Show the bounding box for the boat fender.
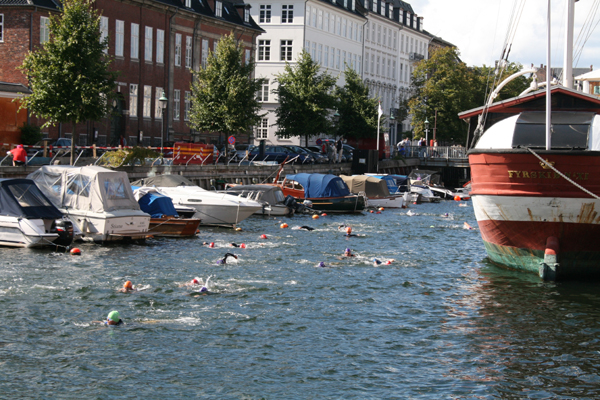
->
[70,248,81,256]
[539,237,560,281]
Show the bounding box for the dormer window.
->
[244,8,250,23]
[215,0,222,17]
[185,0,191,7]
[372,0,377,12]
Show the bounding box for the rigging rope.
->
[526,147,600,200]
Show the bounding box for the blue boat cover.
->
[285,173,350,198]
[131,186,179,218]
[371,175,409,194]
[0,178,63,220]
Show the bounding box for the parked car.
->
[233,143,256,162]
[281,146,317,164]
[285,145,327,164]
[249,145,314,164]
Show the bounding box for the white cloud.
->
[419,0,600,70]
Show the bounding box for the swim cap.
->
[191,278,200,284]
[107,310,120,322]
[318,262,326,268]
[123,281,133,289]
[345,248,351,252]
[346,227,352,234]
[200,286,208,292]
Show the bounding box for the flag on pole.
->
[378,102,383,119]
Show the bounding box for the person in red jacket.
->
[9,145,27,166]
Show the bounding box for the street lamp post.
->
[158,91,168,153]
[425,118,430,147]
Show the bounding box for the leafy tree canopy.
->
[273,51,337,146]
[19,0,117,127]
[188,33,265,141]
[334,67,379,140]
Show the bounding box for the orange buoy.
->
[378,207,384,211]
[209,242,215,248]
[346,226,352,234]
[260,234,268,239]
[321,213,327,216]
[454,195,461,201]
[280,223,288,228]
[70,248,81,255]
[240,243,247,248]
[376,211,381,214]
[369,210,374,213]
[312,214,319,219]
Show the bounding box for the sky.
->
[417,0,600,72]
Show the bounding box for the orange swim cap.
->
[124,281,133,289]
[346,226,352,234]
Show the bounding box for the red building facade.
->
[0,0,262,147]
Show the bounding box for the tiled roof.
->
[0,81,32,94]
[317,0,366,19]
[0,0,60,9]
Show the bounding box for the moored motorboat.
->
[276,173,366,213]
[340,175,404,208]
[223,184,295,216]
[28,165,150,243]
[130,175,263,227]
[0,178,75,248]
[132,186,201,237]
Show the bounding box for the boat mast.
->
[563,0,575,88]
[546,0,551,150]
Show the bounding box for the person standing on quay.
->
[336,139,343,163]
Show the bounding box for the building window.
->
[336,49,340,70]
[376,56,380,75]
[282,5,293,23]
[155,87,163,119]
[131,23,139,59]
[311,42,316,60]
[330,47,335,68]
[185,36,192,68]
[156,29,164,63]
[185,0,191,7]
[342,18,347,38]
[358,55,362,74]
[40,17,49,43]
[143,85,152,118]
[317,44,322,64]
[244,8,250,23]
[173,89,180,120]
[392,60,396,80]
[280,40,292,61]
[318,9,323,29]
[372,0,377,12]
[393,31,397,50]
[201,39,209,68]
[257,118,268,139]
[100,16,108,53]
[184,91,191,121]
[258,79,269,102]
[324,45,329,67]
[371,54,375,74]
[377,25,381,44]
[245,49,250,64]
[129,84,138,117]
[336,16,341,35]
[115,20,124,56]
[0,14,3,43]
[305,40,310,52]
[324,12,329,31]
[258,40,270,61]
[259,5,271,23]
[175,33,182,66]
[215,1,222,17]
[144,26,153,62]
[311,7,317,27]
[383,27,386,46]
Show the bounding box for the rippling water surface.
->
[1,201,600,399]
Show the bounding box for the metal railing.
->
[397,146,467,159]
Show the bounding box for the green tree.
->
[19,0,118,164]
[408,47,476,144]
[189,33,265,156]
[273,51,337,146]
[334,67,379,140]
[471,62,531,105]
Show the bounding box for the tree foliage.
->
[19,0,117,127]
[408,47,531,144]
[189,33,265,144]
[334,67,379,140]
[19,123,43,145]
[273,51,337,146]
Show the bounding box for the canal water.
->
[1,201,600,398]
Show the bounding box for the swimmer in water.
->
[217,253,238,265]
[93,310,124,326]
[373,258,382,266]
[344,226,358,237]
[343,248,355,257]
[230,243,240,247]
[338,224,347,230]
[119,280,137,293]
[299,226,315,231]
[316,261,328,268]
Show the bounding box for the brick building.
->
[0,0,263,147]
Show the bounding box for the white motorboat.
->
[0,178,75,248]
[340,175,404,208]
[407,170,442,203]
[131,175,263,227]
[223,184,295,216]
[28,166,150,242]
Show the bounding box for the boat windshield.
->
[8,183,53,208]
[512,112,592,149]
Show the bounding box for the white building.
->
[363,0,430,145]
[247,0,431,147]
[247,0,365,146]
